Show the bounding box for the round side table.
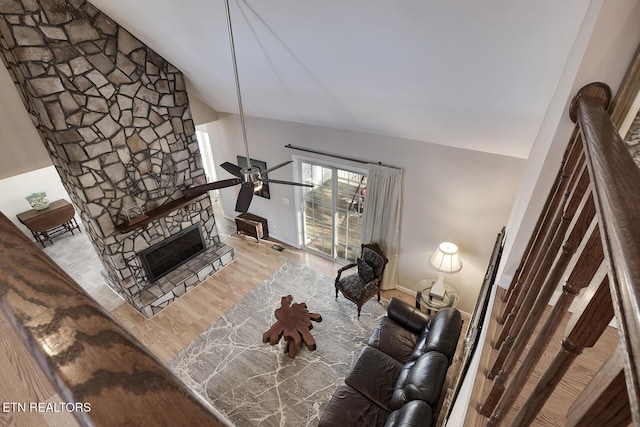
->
[414,278,459,315]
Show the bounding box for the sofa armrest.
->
[385,400,433,427]
[387,297,430,335]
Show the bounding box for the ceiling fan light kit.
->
[184,0,312,212]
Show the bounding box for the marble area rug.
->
[168,260,388,427]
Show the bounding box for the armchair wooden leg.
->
[357,305,361,318]
[335,287,338,299]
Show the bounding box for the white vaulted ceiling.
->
[86,0,589,158]
[76,1,590,158]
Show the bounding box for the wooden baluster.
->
[488,222,603,425]
[509,274,614,426]
[503,193,595,378]
[493,149,584,351]
[566,345,631,427]
[499,131,581,312]
[486,156,587,385]
[499,133,581,306]
[480,171,592,418]
[498,135,582,325]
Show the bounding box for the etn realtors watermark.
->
[2,402,91,413]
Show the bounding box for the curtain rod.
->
[284,144,399,169]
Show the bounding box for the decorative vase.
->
[25,192,49,210]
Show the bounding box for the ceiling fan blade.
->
[262,178,314,188]
[183,178,241,196]
[235,182,255,212]
[262,160,293,174]
[221,161,243,177]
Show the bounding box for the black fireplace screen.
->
[140,223,206,282]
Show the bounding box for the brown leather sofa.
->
[319,297,463,427]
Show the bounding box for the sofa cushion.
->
[385,400,433,427]
[345,346,404,411]
[319,383,390,427]
[357,257,376,282]
[337,273,368,297]
[363,247,386,277]
[368,316,419,363]
[410,308,463,363]
[390,352,450,410]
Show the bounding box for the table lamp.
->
[429,242,462,300]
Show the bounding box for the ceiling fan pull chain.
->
[224,0,252,170]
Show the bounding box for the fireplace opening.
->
[140,223,206,282]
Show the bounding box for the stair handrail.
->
[571,82,640,424]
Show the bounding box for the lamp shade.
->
[429,242,462,274]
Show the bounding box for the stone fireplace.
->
[0,0,234,317]
[140,223,206,283]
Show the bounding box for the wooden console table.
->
[17,199,80,248]
[235,212,268,242]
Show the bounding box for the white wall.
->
[0,62,52,180]
[498,0,640,287]
[448,0,640,424]
[205,114,525,314]
[186,79,220,126]
[0,166,74,236]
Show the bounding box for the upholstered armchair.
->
[335,243,389,317]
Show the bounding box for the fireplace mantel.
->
[116,194,205,233]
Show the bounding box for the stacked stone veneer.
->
[0,0,234,317]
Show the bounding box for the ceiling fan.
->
[183,0,313,212]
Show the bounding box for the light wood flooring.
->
[0,222,620,426]
[110,234,357,364]
[0,228,412,427]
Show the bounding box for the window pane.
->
[301,161,366,263]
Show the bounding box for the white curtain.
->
[361,163,402,290]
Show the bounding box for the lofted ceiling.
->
[86,0,590,159]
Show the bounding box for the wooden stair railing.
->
[566,345,632,426]
[574,84,640,423]
[0,212,230,426]
[493,139,584,352]
[498,129,582,325]
[491,223,605,425]
[478,81,640,427]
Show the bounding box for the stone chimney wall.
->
[0,0,233,317]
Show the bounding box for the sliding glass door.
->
[300,161,367,263]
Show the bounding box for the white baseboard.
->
[267,233,301,249]
[396,284,417,296]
